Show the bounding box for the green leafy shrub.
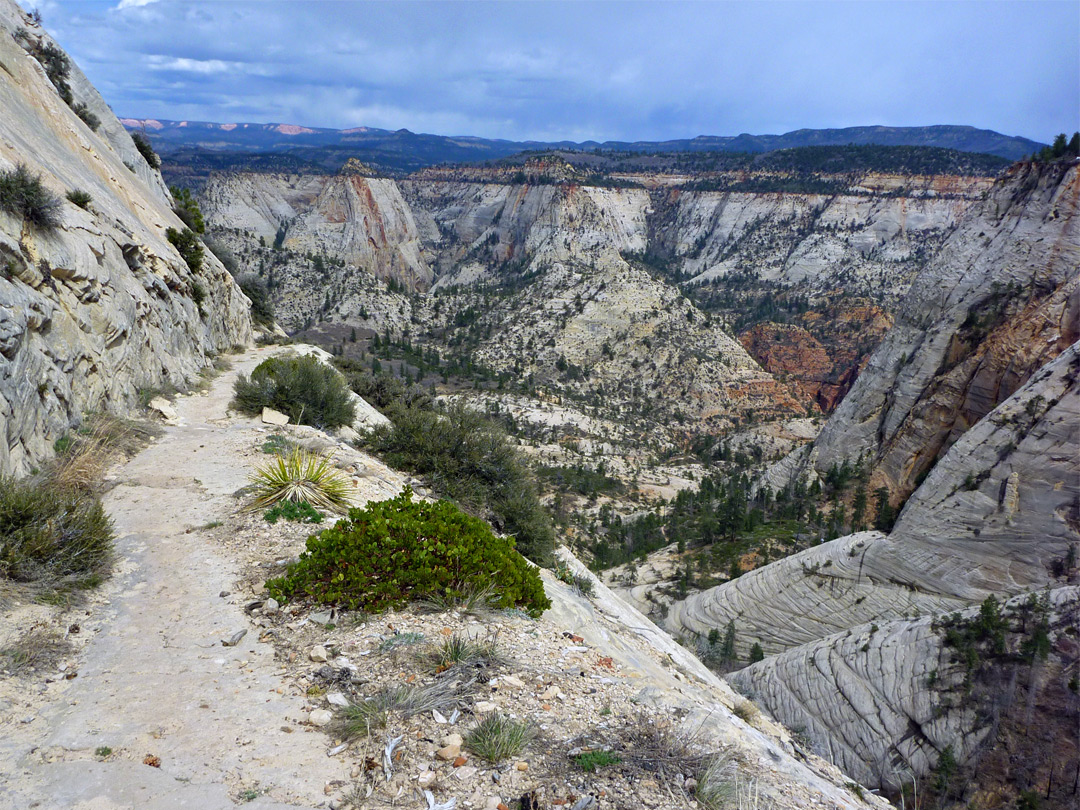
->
[265,487,550,617]
[190,280,206,308]
[65,189,92,209]
[248,448,353,514]
[72,103,99,131]
[237,275,275,326]
[22,39,73,103]
[334,359,431,413]
[0,476,113,584]
[0,164,61,230]
[366,403,554,564]
[264,499,322,525]
[131,132,160,169]
[170,186,204,233]
[233,354,356,430]
[166,226,203,273]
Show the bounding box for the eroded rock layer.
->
[0,0,252,474]
[668,341,1079,655]
[767,161,1079,500]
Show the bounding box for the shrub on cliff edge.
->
[265,487,550,617]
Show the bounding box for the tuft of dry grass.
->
[732,699,760,725]
[464,713,536,763]
[49,414,159,493]
[620,712,709,778]
[424,632,506,671]
[335,680,461,740]
[0,625,70,674]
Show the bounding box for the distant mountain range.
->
[122,119,1045,176]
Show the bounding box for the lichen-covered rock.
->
[0,0,252,474]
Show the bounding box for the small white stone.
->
[309,645,329,663]
[261,407,289,426]
[309,709,333,726]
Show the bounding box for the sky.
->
[27,0,1080,144]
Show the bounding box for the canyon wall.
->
[0,1,252,475]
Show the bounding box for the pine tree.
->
[720,620,736,662]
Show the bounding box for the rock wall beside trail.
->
[0,0,252,475]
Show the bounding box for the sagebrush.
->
[0,475,113,585]
[0,164,60,230]
[233,354,355,430]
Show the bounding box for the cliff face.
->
[669,341,1079,651]
[769,162,1079,500]
[728,586,1079,798]
[651,184,977,303]
[0,0,252,475]
[668,342,1079,793]
[200,172,432,290]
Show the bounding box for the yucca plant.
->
[248,448,353,513]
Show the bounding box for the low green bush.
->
[65,189,92,209]
[166,226,203,273]
[334,360,432,413]
[131,132,160,169]
[170,186,204,233]
[264,499,322,525]
[366,403,554,564]
[573,750,622,772]
[72,103,99,131]
[265,487,550,617]
[0,164,60,230]
[237,275,275,326]
[0,476,113,584]
[233,354,355,430]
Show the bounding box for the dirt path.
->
[1,347,347,810]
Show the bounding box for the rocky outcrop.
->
[728,586,1079,794]
[765,161,1079,500]
[200,172,432,289]
[668,341,1079,655]
[739,301,893,411]
[666,343,1078,793]
[651,185,977,304]
[0,0,252,475]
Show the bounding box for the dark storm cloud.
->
[30,0,1080,142]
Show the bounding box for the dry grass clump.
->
[417,582,501,616]
[50,413,158,493]
[731,698,761,725]
[247,447,354,513]
[0,625,70,674]
[696,754,736,809]
[464,713,536,763]
[620,712,709,777]
[335,680,460,740]
[425,632,505,671]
